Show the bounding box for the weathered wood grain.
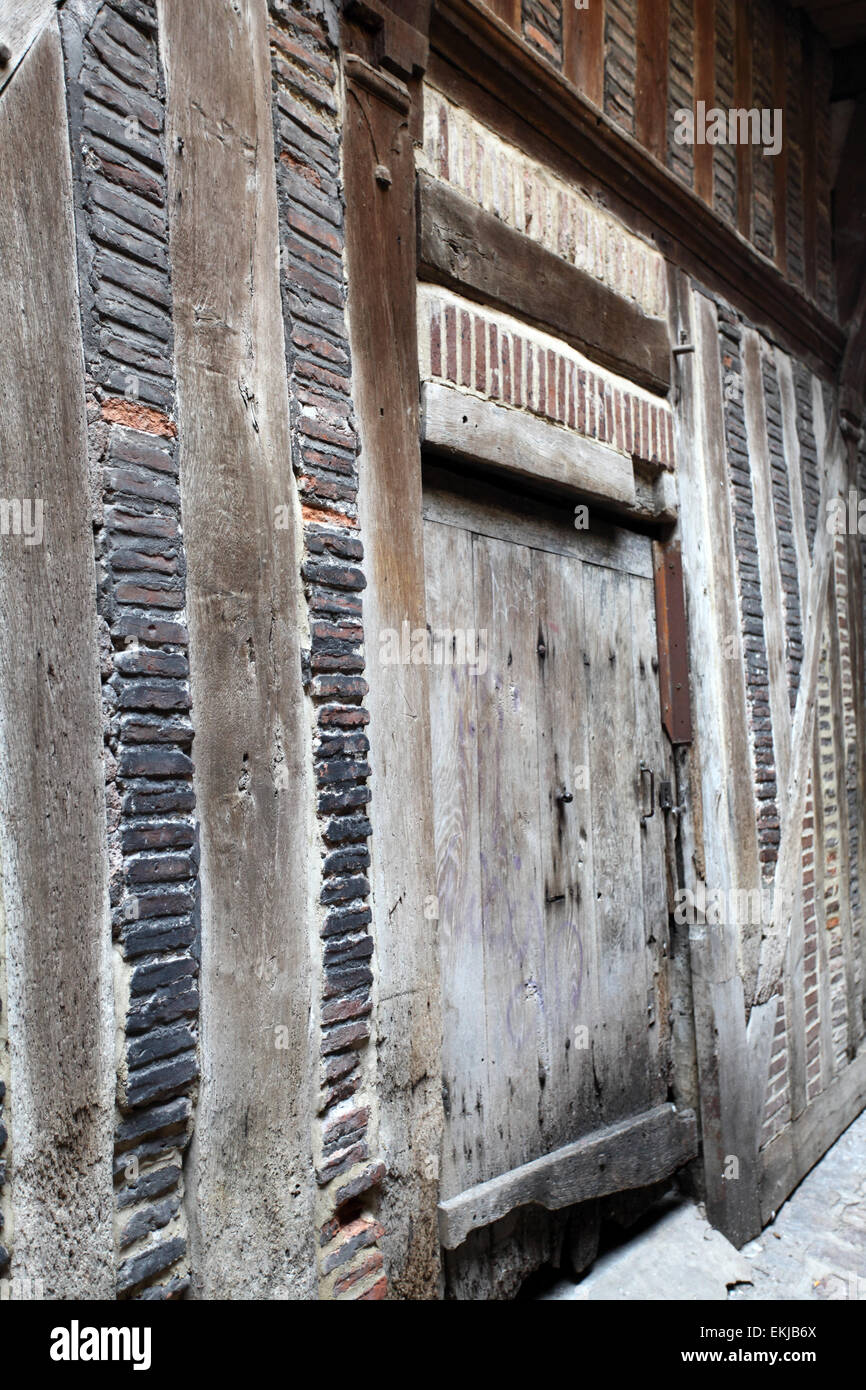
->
[635,0,669,160]
[422,467,654,579]
[0,0,56,97]
[674,284,762,1246]
[422,381,636,508]
[343,48,443,1297]
[0,16,115,1296]
[585,562,654,1125]
[438,1103,698,1250]
[417,172,672,395]
[425,483,684,1251]
[473,530,545,1175]
[562,0,603,107]
[159,0,315,1298]
[631,566,674,1106]
[424,518,487,1201]
[532,547,598,1151]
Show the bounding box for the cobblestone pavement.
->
[729,1107,866,1301]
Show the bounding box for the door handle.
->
[639,761,655,825]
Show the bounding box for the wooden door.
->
[423,476,697,1252]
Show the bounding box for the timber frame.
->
[342,0,866,1288]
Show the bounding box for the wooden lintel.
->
[417,172,673,396]
[438,1104,698,1250]
[422,381,637,507]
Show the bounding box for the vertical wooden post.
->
[802,26,818,300]
[772,7,788,274]
[636,0,670,161]
[159,0,317,1297]
[563,0,605,108]
[0,18,115,1296]
[342,7,444,1299]
[694,0,715,205]
[734,0,752,239]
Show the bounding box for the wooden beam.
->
[159,0,316,1297]
[802,26,818,300]
[428,0,845,375]
[693,0,715,205]
[422,381,637,505]
[342,47,444,1298]
[653,542,693,743]
[674,286,763,1246]
[772,5,788,275]
[759,1044,866,1223]
[438,1104,698,1249]
[563,0,605,107]
[418,172,672,394]
[734,0,753,239]
[635,0,669,161]
[0,16,115,1295]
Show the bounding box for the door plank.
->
[630,571,673,1104]
[473,532,546,1176]
[532,548,600,1149]
[422,474,654,579]
[425,519,487,1200]
[583,564,651,1123]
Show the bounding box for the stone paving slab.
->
[538,1107,866,1300]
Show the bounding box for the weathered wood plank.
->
[693,0,716,204]
[417,172,672,394]
[0,0,56,98]
[422,465,654,578]
[0,17,114,1296]
[635,0,669,161]
[438,1103,698,1249]
[584,563,651,1125]
[424,518,487,1201]
[771,5,788,274]
[562,0,603,107]
[734,0,753,239]
[631,567,674,1108]
[532,547,599,1149]
[473,532,546,1176]
[342,48,443,1297]
[159,0,315,1297]
[422,381,636,508]
[674,284,762,1245]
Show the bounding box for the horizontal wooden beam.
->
[438,1103,698,1249]
[429,0,845,378]
[758,1046,866,1225]
[422,383,681,522]
[418,172,673,395]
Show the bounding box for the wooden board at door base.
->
[424,478,692,1281]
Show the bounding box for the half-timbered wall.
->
[0,0,862,1302]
